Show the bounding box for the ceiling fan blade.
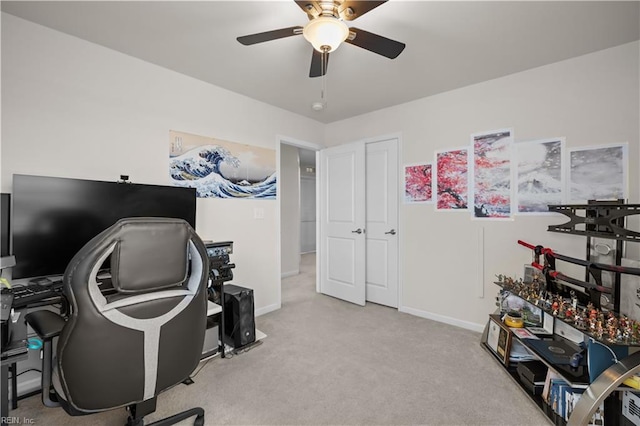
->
[309,49,329,78]
[345,27,405,59]
[294,0,321,19]
[338,1,387,21]
[237,26,303,46]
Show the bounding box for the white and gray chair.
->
[26,217,209,426]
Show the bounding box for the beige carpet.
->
[10,253,549,425]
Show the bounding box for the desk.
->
[1,313,28,426]
[202,301,223,359]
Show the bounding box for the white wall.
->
[300,175,316,254]
[299,149,317,254]
[1,13,325,315]
[280,144,301,277]
[325,42,640,331]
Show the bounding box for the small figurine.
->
[596,320,604,340]
[545,295,552,310]
[557,302,566,319]
[570,290,578,310]
[531,280,540,293]
[564,308,574,323]
[588,304,598,323]
[575,315,585,330]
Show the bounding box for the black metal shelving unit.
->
[483,202,640,425]
[548,201,640,313]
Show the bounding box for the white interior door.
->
[365,139,399,307]
[319,142,366,306]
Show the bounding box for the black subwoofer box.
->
[223,284,256,349]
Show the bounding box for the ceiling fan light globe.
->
[303,16,349,53]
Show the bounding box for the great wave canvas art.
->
[169,130,276,199]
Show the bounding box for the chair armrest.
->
[25,310,65,341]
[25,310,64,408]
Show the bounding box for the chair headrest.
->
[110,218,192,293]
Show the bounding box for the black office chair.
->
[25,217,209,426]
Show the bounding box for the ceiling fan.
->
[237,0,406,78]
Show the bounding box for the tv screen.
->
[12,174,197,280]
[1,193,10,257]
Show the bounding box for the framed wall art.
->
[435,147,469,211]
[514,138,565,214]
[169,130,277,199]
[567,142,628,203]
[404,163,433,204]
[471,129,513,219]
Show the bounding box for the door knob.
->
[351,228,363,234]
[385,229,396,235]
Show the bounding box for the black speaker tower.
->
[223,284,256,349]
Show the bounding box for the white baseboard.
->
[281,269,299,279]
[15,375,41,398]
[255,303,280,317]
[399,305,485,333]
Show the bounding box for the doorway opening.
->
[299,148,316,256]
[278,138,321,305]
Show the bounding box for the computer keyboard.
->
[12,281,64,308]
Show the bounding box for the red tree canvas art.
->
[404,164,432,203]
[473,130,512,218]
[436,148,469,210]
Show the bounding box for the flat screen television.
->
[1,193,10,257]
[11,174,197,280]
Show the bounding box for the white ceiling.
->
[2,1,639,124]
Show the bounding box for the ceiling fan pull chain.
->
[321,47,328,106]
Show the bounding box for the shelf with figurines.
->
[486,202,640,426]
[504,234,640,345]
[494,273,640,348]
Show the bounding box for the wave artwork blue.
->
[170,144,277,199]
